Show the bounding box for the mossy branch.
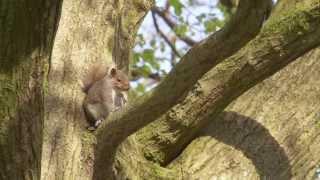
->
[136,0,320,165]
[93,0,272,178]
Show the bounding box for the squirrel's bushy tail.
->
[82,63,109,93]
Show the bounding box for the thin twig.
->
[152,6,197,46]
[151,11,182,58]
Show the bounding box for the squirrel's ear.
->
[110,67,117,77]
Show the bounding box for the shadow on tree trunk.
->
[199,111,292,179]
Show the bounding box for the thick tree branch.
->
[272,0,300,17]
[136,0,320,165]
[220,0,239,11]
[93,0,272,178]
[152,6,197,46]
[168,48,320,179]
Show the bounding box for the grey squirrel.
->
[82,63,130,130]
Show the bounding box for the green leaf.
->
[133,65,152,78]
[148,58,160,70]
[169,0,183,15]
[133,53,140,64]
[174,24,188,36]
[141,49,160,70]
[136,84,146,93]
[136,34,146,46]
[140,65,152,76]
[204,18,224,33]
[196,14,206,22]
[160,41,165,52]
[141,49,155,62]
[150,39,156,47]
[217,3,231,22]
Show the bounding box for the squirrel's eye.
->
[117,79,121,82]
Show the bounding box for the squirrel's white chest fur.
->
[111,89,127,111]
[111,89,117,105]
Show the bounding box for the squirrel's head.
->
[109,68,130,91]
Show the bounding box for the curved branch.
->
[93,0,272,178]
[136,0,320,165]
[167,48,320,179]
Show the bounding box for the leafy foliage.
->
[131,0,231,95]
[169,0,184,15]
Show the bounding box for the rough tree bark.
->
[41,0,153,179]
[0,1,62,179]
[135,0,320,179]
[168,47,320,179]
[1,0,320,180]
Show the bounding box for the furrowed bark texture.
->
[176,1,320,177]
[0,0,61,179]
[136,0,320,167]
[41,0,152,179]
[169,45,320,180]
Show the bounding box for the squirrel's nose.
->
[125,84,130,90]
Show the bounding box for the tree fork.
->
[94,0,272,178]
[136,0,320,166]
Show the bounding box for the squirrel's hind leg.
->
[84,103,105,131]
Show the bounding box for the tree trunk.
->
[41,0,153,179]
[0,0,61,179]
